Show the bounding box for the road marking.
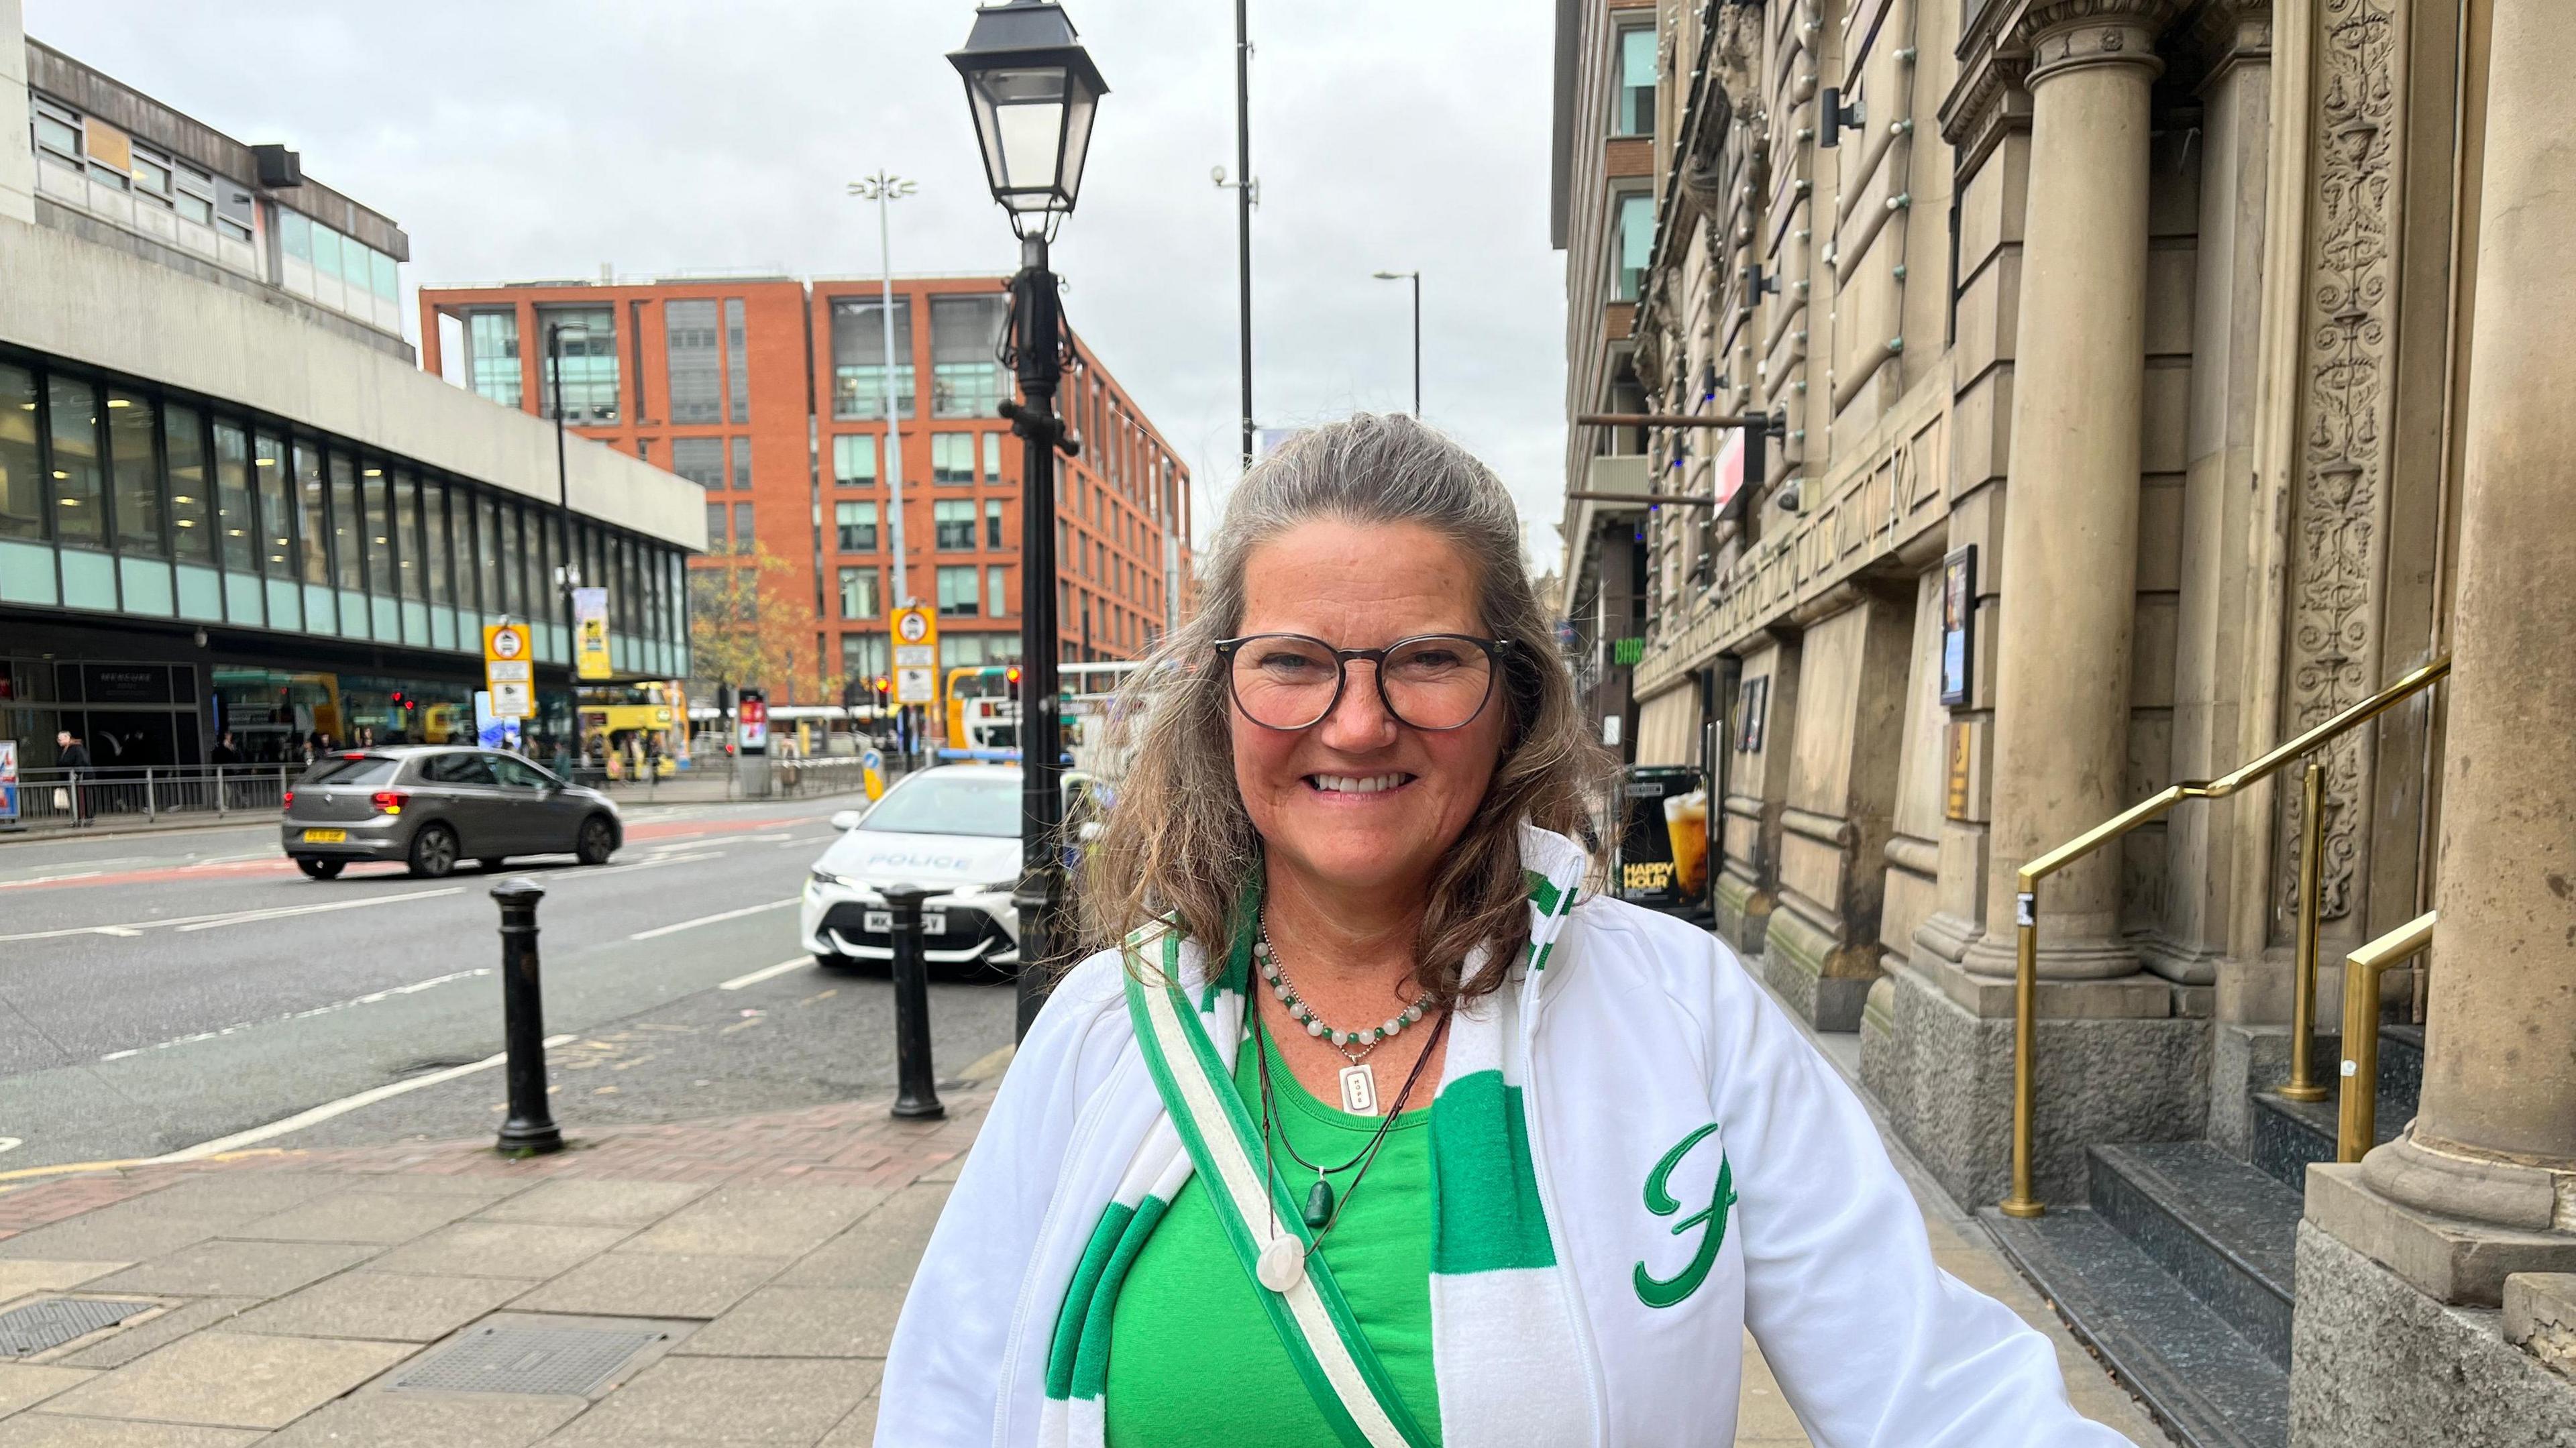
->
[627,897,798,941]
[98,968,493,1062]
[174,887,465,932]
[0,871,107,891]
[146,1034,577,1162]
[0,1137,19,1158]
[718,956,816,991]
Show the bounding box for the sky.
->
[28,0,1572,567]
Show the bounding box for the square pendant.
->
[1338,1063,1379,1116]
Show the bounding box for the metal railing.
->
[2000,655,2451,1217]
[2338,910,2436,1163]
[3,765,301,832]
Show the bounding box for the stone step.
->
[2088,1143,2303,1368]
[2247,1024,2421,1193]
[1983,1205,2288,1448]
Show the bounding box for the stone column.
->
[1966,0,2172,981]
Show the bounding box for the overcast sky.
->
[30,0,1570,567]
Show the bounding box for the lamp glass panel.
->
[1000,98,1066,194]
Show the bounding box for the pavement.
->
[0,1010,2181,1447]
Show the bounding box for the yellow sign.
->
[574,587,613,681]
[483,622,535,720]
[892,606,938,705]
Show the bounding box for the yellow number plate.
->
[301,828,347,844]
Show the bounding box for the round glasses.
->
[1215,632,1512,732]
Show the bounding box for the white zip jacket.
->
[877,826,2128,1447]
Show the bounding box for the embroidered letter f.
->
[1633,1123,1736,1308]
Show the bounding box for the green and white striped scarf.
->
[1040,826,1592,1447]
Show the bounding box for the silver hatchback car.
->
[281,746,621,880]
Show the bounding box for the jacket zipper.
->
[1517,933,1609,1447]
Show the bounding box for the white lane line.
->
[0,871,107,891]
[99,968,493,1062]
[0,1137,19,1158]
[146,1034,577,1163]
[627,897,799,941]
[574,851,722,879]
[720,956,818,991]
[175,887,465,932]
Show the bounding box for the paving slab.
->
[370,1223,629,1280]
[39,1331,416,1431]
[0,1362,97,1413]
[774,1187,943,1290]
[538,1356,880,1446]
[330,1175,531,1205]
[672,1286,904,1359]
[230,1272,539,1342]
[616,1185,879,1260]
[0,1260,129,1302]
[509,1253,784,1321]
[0,1416,264,1447]
[257,1391,585,1447]
[82,1239,378,1299]
[816,1392,878,1445]
[0,1214,217,1265]
[229,1188,487,1245]
[57,1299,257,1371]
[472,1180,713,1228]
[101,1176,341,1223]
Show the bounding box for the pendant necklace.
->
[1254,916,1432,1117]
[1250,990,1452,1292]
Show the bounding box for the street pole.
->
[491,879,564,1156]
[547,323,584,771]
[1005,233,1069,1040]
[1234,0,1254,470]
[1409,270,1421,416]
[856,174,915,610]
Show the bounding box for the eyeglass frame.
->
[1212,632,1517,732]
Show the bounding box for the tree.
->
[687,543,843,708]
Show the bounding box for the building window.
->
[725,297,750,423]
[211,420,253,571]
[983,431,1004,483]
[934,499,976,551]
[930,295,1010,419]
[729,437,752,490]
[830,297,915,419]
[468,312,523,408]
[1614,27,1656,138]
[422,478,452,605]
[107,392,164,558]
[671,437,725,490]
[843,632,890,681]
[48,376,105,549]
[706,502,727,553]
[329,454,364,591]
[987,565,1009,618]
[731,502,754,555]
[936,565,979,617]
[664,298,722,423]
[257,436,295,580]
[932,433,977,485]
[835,500,879,553]
[833,434,877,487]
[0,365,36,542]
[362,466,397,596]
[838,566,880,620]
[538,306,619,422]
[985,499,1005,549]
[1615,192,1654,302]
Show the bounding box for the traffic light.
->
[1007,665,1022,702]
[873,675,892,701]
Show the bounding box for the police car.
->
[802,763,1043,973]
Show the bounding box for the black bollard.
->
[883,883,945,1120]
[491,878,565,1156]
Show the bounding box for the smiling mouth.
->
[1305,773,1416,795]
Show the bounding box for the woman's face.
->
[1230,518,1509,903]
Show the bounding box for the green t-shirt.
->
[1104,1025,1442,1446]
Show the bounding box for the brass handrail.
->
[1998,655,2451,1217]
[2338,911,2436,1162]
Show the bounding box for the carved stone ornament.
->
[2282,0,2408,925]
[2010,0,2178,84]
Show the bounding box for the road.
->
[0,798,1020,1174]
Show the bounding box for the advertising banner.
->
[1615,765,1709,915]
[473,691,522,750]
[738,689,769,754]
[574,588,613,681]
[0,739,17,822]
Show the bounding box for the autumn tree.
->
[687,543,844,707]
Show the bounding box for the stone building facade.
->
[1553,0,2576,1442]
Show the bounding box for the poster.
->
[0,739,17,822]
[574,588,613,681]
[1615,765,1707,913]
[1940,545,1976,707]
[473,691,521,750]
[738,689,769,754]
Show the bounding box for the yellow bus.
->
[945,665,1018,753]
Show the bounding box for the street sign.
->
[574,588,612,681]
[483,624,534,720]
[892,607,938,704]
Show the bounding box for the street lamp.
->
[949,0,1108,1040]
[847,172,920,763]
[546,321,589,772]
[1371,269,1421,415]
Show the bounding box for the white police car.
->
[802,763,1034,973]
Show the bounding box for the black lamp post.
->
[949,0,1108,1040]
[546,322,588,771]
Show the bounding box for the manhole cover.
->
[0,1298,156,1357]
[390,1323,667,1396]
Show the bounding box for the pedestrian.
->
[54,730,92,826]
[876,414,2125,1445]
[210,730,244,810]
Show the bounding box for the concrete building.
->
[1554,0,2575,1443]
[417,275,1193,708]
[0,3,702,773]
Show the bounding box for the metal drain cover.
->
[0,1298,157,1357]
[391,1322,668,1397]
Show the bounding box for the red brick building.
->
[418,274,1191,702]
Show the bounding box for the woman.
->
[879,415,2124,1447]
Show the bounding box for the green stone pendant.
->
[1302,1177,1335,1231]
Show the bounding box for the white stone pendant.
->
[1338,1062,1379,1116]
[1256,1235,1308,1292]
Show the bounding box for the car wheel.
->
[408,824,459,879]
[297,857,345,880]
[575,815,616,866]
[478,857,507,872]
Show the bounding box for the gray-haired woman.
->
[878,414,2124,1447]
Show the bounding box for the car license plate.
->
[863,909,945,934]
[301,828,347,844]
